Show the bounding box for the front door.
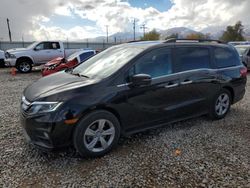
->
[33,42,63,64]
[121,47,184,133]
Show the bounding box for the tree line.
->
[140,21,246,42]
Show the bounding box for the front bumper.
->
[20,111,74,151]
[5,58,17,67]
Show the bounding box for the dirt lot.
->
[0,68,249,187]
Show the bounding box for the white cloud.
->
[0,0,249,41]
[54,6,72,17]
[30,25,100,41]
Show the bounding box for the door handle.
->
[165,83,178,88]
[180,80,193,85]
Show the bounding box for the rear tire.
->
[16,59,32,73]
[209,89,232,120]
[73,110,121,158]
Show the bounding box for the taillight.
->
[240,67,248,77]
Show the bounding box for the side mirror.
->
[131,74,152,87]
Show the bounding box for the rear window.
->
[79,51,95,62]
[175,47,210,72]
[214,47,239,68]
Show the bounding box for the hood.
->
[7,48,27,53]
[24,71,98,101]
[45,57,64,67]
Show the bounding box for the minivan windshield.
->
[71,45,143,79]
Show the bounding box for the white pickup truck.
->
[5,41,81,73]
[0,50,5,68]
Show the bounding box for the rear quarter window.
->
[175,47,210,72]
[214,47,240,68]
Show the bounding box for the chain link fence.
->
[0,41,115,51]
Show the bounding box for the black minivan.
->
[21,39,247,157]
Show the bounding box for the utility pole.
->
[6,18,12,42]
[106,25,109,43]
[86,38,89,48]
[133,19,137,41]
[140,24,147,38]
[22,34,24,47]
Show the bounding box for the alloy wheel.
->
[215,93,230,116]
[19,62,31,72]
[83,119,115,153]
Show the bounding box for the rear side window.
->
[175,47,210,72]
[51,42,60,49]
[79,52,95,62]
[214,48,238,68]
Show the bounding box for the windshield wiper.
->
[72,73,89,78]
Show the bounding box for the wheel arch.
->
[80,105,122,128]
[16,56,34,65]
[222,86,235,103]
[69,105,124,139]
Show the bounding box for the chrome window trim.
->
[116,65,243,88]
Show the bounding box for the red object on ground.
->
[11,67,16,76]
[42,57,78,77]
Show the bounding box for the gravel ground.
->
[0,68,250,188]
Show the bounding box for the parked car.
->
[21,39,247,158]
[42,50,96,77]
[0,50,5,68]
[228,41,250,46]
[235,45,250,70]
[4,41,81,73]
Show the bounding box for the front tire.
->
[73,110,121,158]
[209,89,232,120]
[16,59,32,73]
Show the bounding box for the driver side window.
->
[35,43,45,50]
[35,42,54,50]
[128,48,172,80]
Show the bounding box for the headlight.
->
[26,101,62,115]
[9,54,16,59]
[48,65,57,70]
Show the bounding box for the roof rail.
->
[126,40,143,43]
[164,38,225,44]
